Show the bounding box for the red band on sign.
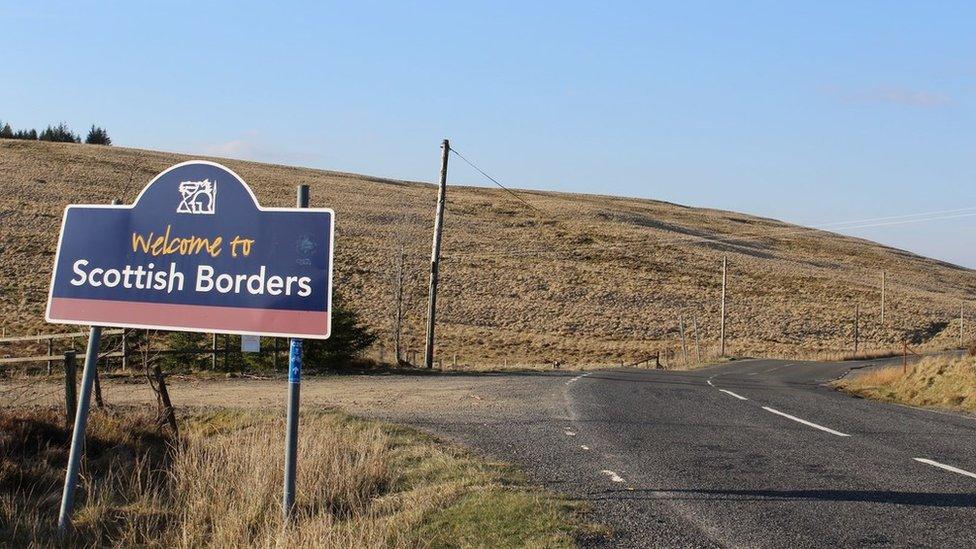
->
[49,297,329,337]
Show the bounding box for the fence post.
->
[47,338,54,375]
[152,364,178,435]
[64,351,77,426]
[902,341,907,374]
[693,317,702,365]
[679,317,689,366]
[121,329,128,372]
[92,367,104,409]
[274,337,280,370]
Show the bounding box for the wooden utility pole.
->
[693,316,702,364]
[960,304,965,348]
[720,255,727,357]
[854,304,860,355]
[679,316,688,366]
[393,246,405,364]
[880,271,886,325]
[424,139,450,369]
[211,333,217,370]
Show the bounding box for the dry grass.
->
[3,139,976,366]
[1,407,585,547]
[834,356,976,412]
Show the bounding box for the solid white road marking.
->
[719,389,748,400]
[761,406,851,437]
[601,470,625,483]
[914,458,976,479]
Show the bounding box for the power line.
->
[444,208,976,261]
[813,206,976,229]
[448,147,544,214]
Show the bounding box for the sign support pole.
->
[424,139,449,369]
[57,197,120,533]
[283,184,309,520]
[57,325,102,533]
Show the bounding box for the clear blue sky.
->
[3,2,975,266]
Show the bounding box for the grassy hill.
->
[2,139,974,366]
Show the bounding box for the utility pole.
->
[960,304,965,349]
[393,246,405,364]
[880,271,886,325]
[720,255,727,357]
[424,139,450,369]
[854,304,860,355]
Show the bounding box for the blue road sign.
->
[46,161,334,339]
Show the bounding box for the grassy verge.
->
[833,355,976,413]
[1,407,594,547]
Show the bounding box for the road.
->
[7,359,976,547]
[374,359,976,548]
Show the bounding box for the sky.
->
[2,2,975,265]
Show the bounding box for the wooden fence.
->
[1,328,289,374]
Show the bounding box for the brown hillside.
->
[2,139,974,365]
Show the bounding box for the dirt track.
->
[1,372,570,424]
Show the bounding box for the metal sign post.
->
[57,326,102,533]
[283,337,302,519]
[283,184,309,520]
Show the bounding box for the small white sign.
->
[241,334,260,353]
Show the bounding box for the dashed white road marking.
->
[564,430,577,436]
[760,363,795,374]
[719,389,749,400]
[914,458,976,479]
[706,379,715,387]
[761,406,851,437]
[601,470,625,483]
[580,445,590,451]
[566,372,593,385]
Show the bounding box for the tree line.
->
[0,120,111,145]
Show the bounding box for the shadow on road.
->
[589,488,976,507]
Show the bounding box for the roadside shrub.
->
[304,297,377,371]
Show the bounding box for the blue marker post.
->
[283,184,309,520]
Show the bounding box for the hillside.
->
[2,139,974,365]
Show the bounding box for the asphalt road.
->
[384,359,976,548]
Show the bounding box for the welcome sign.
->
[45,161,334,339]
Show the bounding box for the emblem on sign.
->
[177,179,217,214]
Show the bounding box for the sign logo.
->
[177,179,217,214]
[45,161,334,339]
